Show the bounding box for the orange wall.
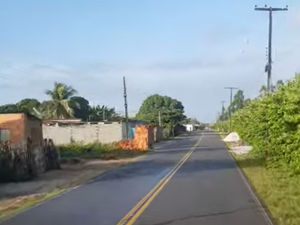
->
[0,114,25,145]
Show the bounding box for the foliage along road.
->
[1,131,272,225]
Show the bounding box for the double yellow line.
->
[116,136,202,225]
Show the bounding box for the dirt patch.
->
[0,157,139,221]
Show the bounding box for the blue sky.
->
[0,0,299,122]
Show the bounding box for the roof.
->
[0,112,41,121]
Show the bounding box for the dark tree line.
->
[0,82,122,121]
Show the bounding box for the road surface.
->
[1,130,272,225]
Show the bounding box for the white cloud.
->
[1,46,299,123]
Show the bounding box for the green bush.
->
[212,120,229,133]
[229,74,300,173]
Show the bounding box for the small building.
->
[184,124,194,132]
[0,113,45,182]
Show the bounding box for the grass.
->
[0,189,65,221]
[59,142,148,162]
[233,154,300,225]
[219,131,300,224]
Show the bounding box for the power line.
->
[254,4,288,93]
[224,87,238,133]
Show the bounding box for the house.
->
[0,113,45,181]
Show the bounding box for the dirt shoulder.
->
[0,157,142,221]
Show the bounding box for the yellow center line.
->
[116,136,202,225]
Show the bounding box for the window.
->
[0,129,10,142]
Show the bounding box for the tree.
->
[219,105,228,121]
[0,104,22,113]
[136,94,186,135]
[43,82,79,119]
[185,118,200,124]
[17,98,41,114]
[89,105,121,121]
[260,80,284,96]
[70,96,90,121]
[273,79,284,91]
[230,90,245,114]
[259,85,268,97]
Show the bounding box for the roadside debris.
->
[223,132,252,155]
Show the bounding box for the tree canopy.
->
[219,90,245,121]
[0,82,121,121]
[17,98,41,114]
[136,94,186,128]
[70,96,90,121]
[0,104,22,113]
[0,82,192,136]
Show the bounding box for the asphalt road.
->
[1,131,272,225]
[132,131,272,225]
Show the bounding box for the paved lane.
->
[132,131,272,225]
[1,133,200,225]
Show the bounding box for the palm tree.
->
[89,105,121,121]
[43,82,79,119]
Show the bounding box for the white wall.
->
[43,123,123,145]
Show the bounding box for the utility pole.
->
[123,76,129,140]
[224,87,238,133]
[103,110,105,121]
[221,100,226,133]
[254,5,288,93]
[158,110,162,127]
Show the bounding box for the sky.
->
[0,0,299,123]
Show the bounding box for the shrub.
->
[229,74,300,173]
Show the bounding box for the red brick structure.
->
[0,113,46,182]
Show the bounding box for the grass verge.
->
[233,154,300,225]
[219,130,300,225]
[0,189,65,221]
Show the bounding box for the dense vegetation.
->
[0,82,122,121]
[214,75,300,173]
[0,82,197,132]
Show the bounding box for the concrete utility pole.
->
[224,87,238,133]
[123,76,129,140]
[254,5,288,93]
